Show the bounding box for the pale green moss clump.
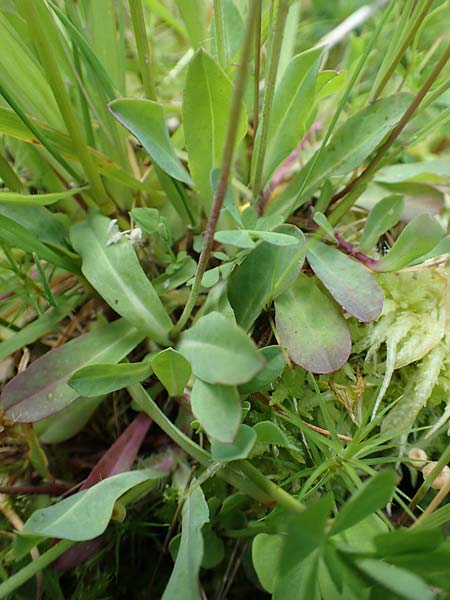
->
[353,266,450,435]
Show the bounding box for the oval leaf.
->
[190,378,241,443]
[239,346,286,395]
[151,348,192,397]
[69,362,152,397]
[0,319,144,422]
[210,424,257,462]
[274,274,351,373]
[358,195,404,253]
[307,242,384,322]
[108,98,192,185]
[22,471,157,541]
[70,211,172,345]
[178,312,264,385]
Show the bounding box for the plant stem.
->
[252,0,263,137]
[129,0,157,100]
[328,39,450,226]
[214,0,227,68]
[0,151,22,192]
[171,2,258,336]
[251,0,289,198]
[0,539,74,599]
[21,0,114,214]
[371,0,434,101]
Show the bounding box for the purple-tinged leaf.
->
[307,242,383,322]
[275,274,351,374]
[0,319,144,422]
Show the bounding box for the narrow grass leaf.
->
[0,187,88,206]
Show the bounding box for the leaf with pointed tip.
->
[183,49,247,211]
[151,348,192,396]
[268,93,412,218]
[228,225,306,331]
[210,425,256,462]
[69,362,152,397]
[190,379,241,443]
[354,559,433,600]
[376,213,445,272]
[307,242,383,322]
[358,195,404,253]
[178,312,263,385]
[214,229,256,249]
[70,211,172,345]
[275,274,351,373]
[22,471,159,541]
[0,319,143,422]
[108,99,192,185]
[0,186,88,206]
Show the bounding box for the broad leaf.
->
[69,362,152,397]
[190,378,241,443]
[252,534,284,593]
[269,94,412,218]
[261,48,322,183]
[275,274,351,373]
[253,421,293,448]
[374,528,443,557]
[178,312,263,385]
[210,424,257,462]
[375,159,450,184]
[239,346,286,394]
[354,559,434,600]
[0,186,87,206]
[70,211,172,345]
[22,471,161,541]
[228,225,306,331]
[162,485,209,600]
[108,99,192,184]
[307,242,383,322]
[151,348,192,396]
[330,470,396,536]
[183,49,247,211]
[376,213,445,272]
[0,319,143,422]
[358,195,404,253]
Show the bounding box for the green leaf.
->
[175,0,208,50]
[108,99,192,185]
[375,159,450,184]
[330,470,396,536]
[151,348,192,396]
[306,242,384,322]
[162,485,209,600]
[274,274,351,374]
[262,48,322,182]
[178,312,264,385]
[358,195,404,253]
[35,395,106,444]
[253,421,293,448]
[269,93,412,218]
[68,363,152,397]
[190,379,241,443]
[412,234,450,264]
[183,49,247,211]
[70,211,172,345]
[274,550,321,600]
[22,471,158,541]
[0,186,88,206]
[210,424,257,462]
[374,528,443,557]
[239,346,286,394]
[130,207,162,234]
[252,533,284,593]
[377,214,445,272]
[210,0,244,65]
[253,231,300,246]
[214,229,256,249]
[228,225,306,331]
[0,319,143,422]
[354,559,434,600]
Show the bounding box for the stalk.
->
[251,0,289,198]
[21,0,113,214]
[171,1,258,335]
[0,540,74,599]
[328,40,450,226]
[214,0,227,68]
[252,0,263,137]
[128,0,157,100]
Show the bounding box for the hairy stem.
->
[171,2,258,335]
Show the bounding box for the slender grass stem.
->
[252,1,263,137]
[21,0,113,213]
[0,540,74,599]
[328,40,450,226]
[171,2,258,336]
[214,0,227,68]
[129,0,157,100]
[251,0,289,198]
